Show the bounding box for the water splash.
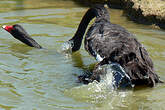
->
[64,77,133,109]
[61,40,73,54]
[64,63,134,109]
[96,53,104,62]
[96,63,134,90]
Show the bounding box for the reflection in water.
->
[8,43,34,54]
[71,52,84,68]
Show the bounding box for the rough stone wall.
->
[124,0,165,29]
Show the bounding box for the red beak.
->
[2,25,14,33]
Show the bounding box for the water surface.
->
[0,0,165,110]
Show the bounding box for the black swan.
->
[2,5,162,88]
[66,5,162,87]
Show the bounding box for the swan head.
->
[2,24,42,48]
[2,25,14,33]
[2,24,30,40]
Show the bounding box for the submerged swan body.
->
[2,5,162,88]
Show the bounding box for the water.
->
[0,0,165,110]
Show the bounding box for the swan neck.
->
[71,6,109,52]
[74,8,95,39]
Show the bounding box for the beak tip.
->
[2,25,6,29]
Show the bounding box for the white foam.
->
[99,64,115,89]
[96,53,103,61]
[61,41,73,54]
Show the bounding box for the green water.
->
[0,0,165,110]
